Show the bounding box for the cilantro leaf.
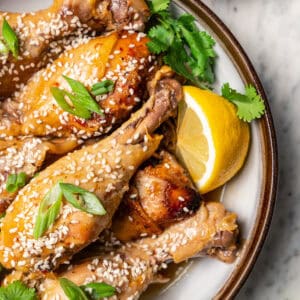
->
[147,25,174,53]
[221,83,266,122]
[0,281,37,300]
[147,6,216,88]
[148,0,170,13]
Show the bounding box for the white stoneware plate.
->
[0,0,278,299]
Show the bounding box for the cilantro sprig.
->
[221,83,266,122]
[147,1,216,88]
[0,281,37,300]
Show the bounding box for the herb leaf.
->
[0,40,9,55]
[0,280,37,300]
[50,87,91,119]
[147,5,216,88]
[148,0,170,13]
[91,80,115,96]
[6,172,27,193]
[82,282,116,299]
[147,25,174,54]
[2,19,19,58]
[51,76,104,119]
[59,278,89,300]
[33,182,106,239]
[221,83,266,122]
[62,76,102,114]
[60,278,116,300]
[33,183,62,239]
[59,183,106,216]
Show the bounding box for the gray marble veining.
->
[201,0,300,299]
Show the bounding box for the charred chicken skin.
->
[112,150,202,241]
[0,68,182,273]
[0,0,149,98]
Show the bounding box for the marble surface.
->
[200,0,300,299]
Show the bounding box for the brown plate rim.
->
[176,0,278,299]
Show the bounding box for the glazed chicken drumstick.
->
[3,151,239,298]
[0,136,80,215]
[36,201,238,300]
[0,30,153,139]
[0,70,182,273]
[112,150,202,241]
[0,0,149,98]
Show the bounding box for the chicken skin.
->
[0,137,80,215]
[112,151,202,241]
[0,31,153,139]
[0,0,150,98]
[31,201,238,300]
[0,68,182,272]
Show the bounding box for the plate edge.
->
[176,0,278,299]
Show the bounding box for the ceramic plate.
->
[0,0,278,299]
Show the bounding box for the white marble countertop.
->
[201,0,299,299]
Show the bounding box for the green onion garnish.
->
[2,19,19,58]
[91,80,115,96]
[33,183,63,239]
[0,40,9,55]
[50,75,109,120]
[59,183,106,216]
[5,172,27,193]
[33,182,106,239]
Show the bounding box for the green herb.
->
[91,80,115,96]
[59,183,106,216]
[0,212,6,219]
[5,172,27,193]
[82,282,116,299]
[0,280,37,300]
[59,278,89,300]
[148,0,170,13]
[221,83,266,122]
[0,40,9,55]
[50,75,104,120]
[33,183,63,239]
[33,182,106,239]
[59,278,116,300]
[2,19,19,58]
[147,2,216,88]
[33,172,40,178]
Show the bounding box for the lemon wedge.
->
[176,86,250,194]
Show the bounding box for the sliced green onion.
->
[82,282,116,299]
[5,172,27,193]
[33,183,62,239]
[33,182,106,239]
[50,87,91,119]
[0,40,9,55]
[91,80,115,96]
[59,278,89,300]
[2,19,19,58]
[50,76,104,120]
[59,183,106,215]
